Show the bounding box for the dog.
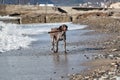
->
[48,24,68,53]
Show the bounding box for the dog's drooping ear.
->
[59,26,62,31]
[59,24,68,31]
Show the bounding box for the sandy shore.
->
[0,4,120,79]
[0,17,119,80]
[70,17,120,79]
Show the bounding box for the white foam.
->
[0,22,35,52]
[0,22,87,52]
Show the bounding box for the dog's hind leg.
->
[64,40,67,53]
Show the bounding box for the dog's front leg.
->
[54,41,59,53]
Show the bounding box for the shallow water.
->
[0,53,92,80]
[0,22,107,80]
[0,29,95,80]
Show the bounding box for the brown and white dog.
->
[48,24,68,53]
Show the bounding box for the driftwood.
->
[48,30,61,33]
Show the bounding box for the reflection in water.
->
[0,52,92,80]
[53,53,68,64]
[52,53,69,79]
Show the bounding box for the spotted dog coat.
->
[48,24,68,53]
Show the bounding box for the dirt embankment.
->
[21,14,72,24]
[1,5,116,24]
[0,5,72,24]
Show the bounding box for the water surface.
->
[0,22,103,80]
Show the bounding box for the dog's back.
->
[49,28,61,41]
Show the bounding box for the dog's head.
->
[59,24,68,31]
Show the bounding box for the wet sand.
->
[71,17,120,79]
[0,28,110,80]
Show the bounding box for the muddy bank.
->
[74,16,120,52]
[74,17,120,33]
[0,5,72,24]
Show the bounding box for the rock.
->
[108,71,115,75]
[111,62,116,66]
[50,78,52,80]
[54,72,56,74]
[60,76,64,78]
[67,74,71,77]
[111,49,118,52]
[84,76,90,79]
[108,54,114,59]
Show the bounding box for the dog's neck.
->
[61,31,66,36]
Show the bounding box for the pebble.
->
[70,61,120,80]
[72,68,74,70]
[111,49,118,52]
[61,76,64,78]
[54,72,56,74]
